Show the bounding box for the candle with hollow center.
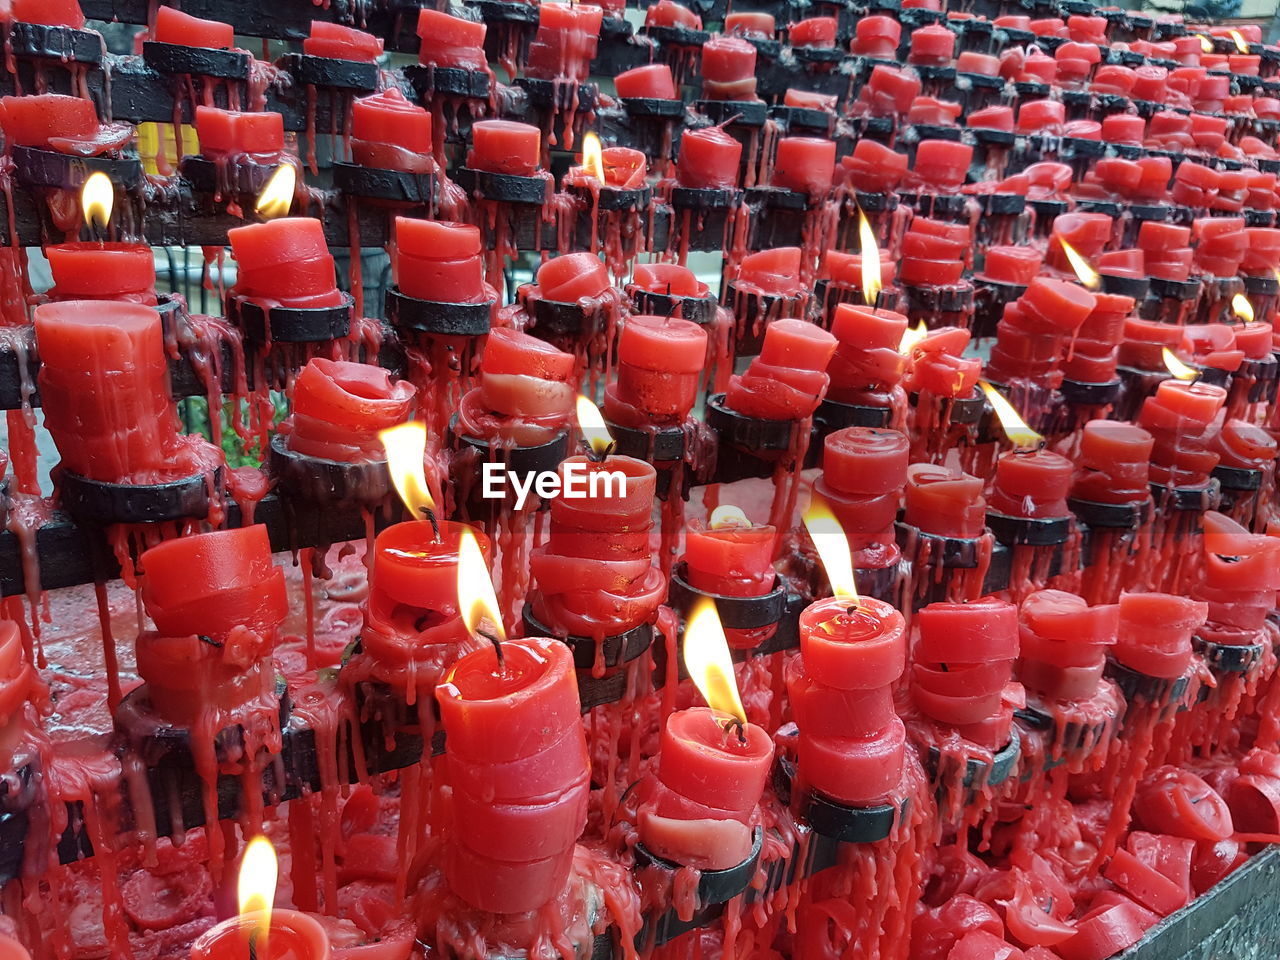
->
[191,910,331,960]
[438,638,590,914]
[351,89,433,173]
[0,622,33,769]
[282,358,414,462]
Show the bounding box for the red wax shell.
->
[447,721,590,804]
[916,597,1019,663]
[448,775,588,862]
[821,427,909,496]
[1018,98,1066,132]
[757,316,837,369]
[797,716,906,804]
[913,139,973,189]
[1055,901,1149,960]
[1225,774,1280,835]
[352,89,432,155]
[1135,768,1234,841]
[841,138,909,192]
[415,9,487,70]
[0,94,96,149]
[1020,589,1118,646]
[438,638,584,762]
[469,120,541,176]
[614,63,678,100]
[656,708,773,815]
[1144,380,1227,427]
[303,21,384,61]
[194,106,285,157]
[853,16,900,55]
[287,358,414,461]
[1019,659,1105,701]
[908,23,955,64]
[618,315,706,373]
[677,125,743,190]
[631,262,704,298]
[1102,113,1146,144]
[153,6,234,48]
[13,0,85,29]
[371,521,488,615]
[789,16,837,48]
[645,0,701,30]
[396,217,481,260]
[990,450,1074,519]
[536,252,611,302]
[967,106,1014,131]
[1021,277,1097,331]
[228,217,329,271]
[481,328,575,381]
[46,243,155,300]
[701,36,757,83]
[638,810,753,871]
[444,844,575,915]
[798,596,906,690]
[956,51,999,76]
[549,456,656,525]
[684,519,776,596]
[982,246,1043,285]
[784,88,836,110]
[770,137,836,195]
[786,658,896,739]
[903,463,986,539]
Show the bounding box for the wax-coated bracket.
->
[527,295,604,337]
[667,563,788,630]
[769,104,832,137]
[515,78,599,113]
[403,64,492,101]
[11,145,144,192]
[725,284,806,356]
[142,40,252,81]
[634,827,763,907]
[693,99,769,128]
[670,186,740,211]
[567,182,652,213]
[705,393,798,454]
[229,293,354,344]
[894,521,987,569]
[448,422,570,503]
[333,162,437,205]
[1148,276,1202,302]
[180,156,280,197]
[1105,658,1191,706]
[620,97,686,119]
[986,511,1074,547]
[973,278,1028,339]
[57,466,223,525]
[642,24,712,48]
[1016,696,1120,764]
[522,604,654,673]
[901,281,975,315]
[813,397,893,433]
[9,22,103,64]
[1191,364,1231,389]
[1211,464,1262,493]
[1068,496,1151,530]
[1099,273,1150,299]
[385,288,494,337]
[268,436,393,507]
[1193,636,1268,675]
[278,52,379,91]
[1239,353,1280,403]
[773,752,903,845]
[454,167,550,205]
[1149,480,1221,513]
[628,288,718,326]
[1061,378,1122,406]
[925,726,1021,789]
[606,421,687,463]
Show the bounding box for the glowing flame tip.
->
[81,172,113,231]
[238,836,278,932]
[1162,347,1199,382]
[898,320,928,355]
[1229,29,1249,53]
[379,422,436,520]
[802,499,858,603]
[1059,238,1100,290]
[979,380,1043,450]
[1232,293,1255,323]
[1198,33,1214,53]
[458,528,505,646]
[683,599,746,725]
[576,395,614,458]
[857,210,882,307]
[255,164,296,220]
[582,132,604,182]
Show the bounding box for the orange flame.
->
[379,422,435,520]
[802,498,858,602]
[683,599,746,725]
[979,380,1043,450]
[81,172,113,231]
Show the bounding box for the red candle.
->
[908,23,956,65]
[826,303,908,406]
[1017,98,1066,133]
[1192,216,1248,278]
[0,622,33,769]
[725,319,837,420]
[912,139,972,191]
[988,449,1073,520]
[468,120,541,176]
[907,97,962,127]
[195,106,285,160]
[303,21,383,61]
[535,252,611,304]
[1018,590,1118,702]
[1064,291,1133,385]
[351,89,433,173]
[531,455,665,637]
[152,6,235,49]
[645,0,702,30]
[12,0,85,28]
[903,463,986,539]
[603,315,707,427]
[724,12,774,37]
[394,217,488,304]
[1137,380,1227,489]
[769,137,836,195]
[734,247,804,298]
[683,508,776,604]
[677,125,743,190]
[853,16,901,57]
[1135,768,1233,841]
[903,327,981,398]
[438,638,589,914]
[614,63,678,100]
[789,16,837,48]
[912,598,1018,746]
[35,301,195,484]
[1018,49,1058,84]
[784,89,836,111]
[228,218,343,309]
[630,262,707,299]
[857,65,922,117]
[982,246,1043,285]
[46,243,157,306]
[191,911,331,960]
[1071,421,1153,506]
[815,427,908,572]
[460,328,576,446]
[1102,114,1145,145]
[139,527,287,725]
[956,51,999,76]
[986,278,1097,391]
[282,358,414,462]
[1113,593,1207,678]
[525,2,603,83]
[416,9,488,71]
[792,596,907,804]
[1196,513,1280,640]
[0,94,97,151]
[701,37,758,100]
[840,139,909,194]
[0,937,29,960]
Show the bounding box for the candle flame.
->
[1229,29,1249,53]
[582,132,604,181]
[576,395,614,458]
[379,422,436,520]
[683,599,746,726]
[858,210,882,307]
[457,527,506,645]
[979,380,1043,450]
[1058,238,1100,291]
[898,319,928,355]
[709,504,752,530]
[238,836,278,940]
[81,172,113,231]
[1198,33,1214,53]
[1232,293,1255,323]
[802,498,858,603]
[1162,347,1199,381]
[255,164,296,220]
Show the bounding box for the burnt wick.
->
[197,634,223,649]
[477,625,505,671]
[722,716,748,745]
[247,931,259,960]
[420,505,441,542]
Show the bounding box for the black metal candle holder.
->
[278,52,379,92]
[453,166,550,205]
[900,282,975,331]
[668,186,742,253]
[773,749,906,853]
[142,41,251,81]
[1192,635,1268,677]
[385,287,494,338]
[332,162,437,206]
[627,286,719,326]
[606,421,688,465]
[1016,695,1120,767]
[723,281,807,356]
[971,276,1025,339]
[634,826,762,908]
[179,155,280,198]
[57,466,223,525]
[11,145,143,192]
[1149,479,1221,514]
[229,292,354,344]
[924,726,1021,791]
[1068,496,1151,530]
[743,185,811,249]
[985,511,1074,547]
[447,418,569,510]
[768,104,833,139]
[9,21,103,65]
[521,605,654,712]
[267,435,393,508]
[1060,377,1123,407]
[1104,658,1191,709]
[667,562,788,634]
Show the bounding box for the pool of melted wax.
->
[39,543,371,741]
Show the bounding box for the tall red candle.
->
[725,319,837,420]
[603,315,707,427]
[814,427,908,574]
[1018,590,1118,703]
[351,89,433,173]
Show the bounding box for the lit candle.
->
[228,218,343,309]
[682,505,777,650]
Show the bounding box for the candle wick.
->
[197,634,223,648]
[580,436,616,463]
[248,930,259,960]
[420,505,441,543]
[721,715,748,745]
[873,289,883,316]
[477,625,506,672]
